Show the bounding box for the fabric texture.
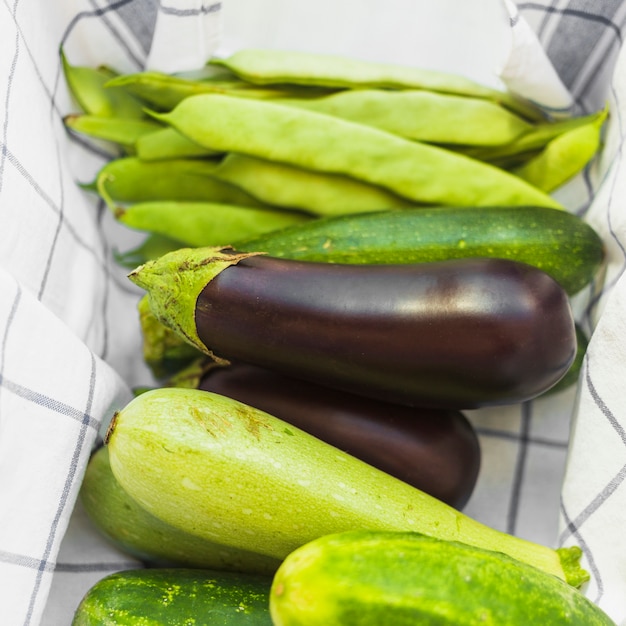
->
[1,1,625,624]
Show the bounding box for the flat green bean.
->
[465,109,607,166]
[153,94,562,209]
[513,109,607,192]
[91,157,264,208]
[61,49,145,119]
[64,114,162,148]
[276,88,532,146]
[211,48,545,122]
[115,200,310,247]
[210,153,413,215]
[105,72,331,111]
[136,127,220,160]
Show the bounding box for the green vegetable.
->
[275,88,533,146]
[210,48,545,121]
[89,157,263,208]
[72,567,273,625]
[114,200,309,247]
[235,205,605,295]
[136,126,221,160]
[61,49,145,119]
[151,94,562,209]
[105,70,326,110]
[270,530,612,626]
[64,114,162,149]
[80,446,281,574]
[465,108,607,168]
[210,153,412,215]
[105,387,587,587]
[513,108,608,192]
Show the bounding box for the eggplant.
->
[130,248,576,409]
[197,362,481,509]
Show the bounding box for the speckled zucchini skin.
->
[236,205,605,295]
[72,568,272,625]
[270,530,614,626]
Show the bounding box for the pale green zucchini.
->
[104,387,588,588]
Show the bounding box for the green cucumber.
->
[105,387,588,587]
[270,530,613,626]
[80,446,281,574]
[236,205,605,295]
[72,567,272,625]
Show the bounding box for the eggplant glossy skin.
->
[195,256,576,409]
[198,363,481,509]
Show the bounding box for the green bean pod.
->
[105,71,331,111]
[211,48,546,121]
[276,88,533,146]
[136,126,221,160]
[513,109,607,192]
[89,157,264,208]
[61,49,145,119]
[153,94,562,209]
[466,108,608,167]
[210,153,413,215]
[115,200,310,247]
[64,114,162,149]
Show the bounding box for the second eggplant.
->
[194,362,481,509]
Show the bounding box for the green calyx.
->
[557,545,590,588]
[128,246,260,360]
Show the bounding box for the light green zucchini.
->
[80,446,281,575]
[105,387,588,588]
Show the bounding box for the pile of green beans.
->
[61,47,607,263]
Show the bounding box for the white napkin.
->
[1,2,625,625]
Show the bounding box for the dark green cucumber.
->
[236,205,605,295]
[72,568,272,625]
[80,446,281,575]
[270,530,613,626]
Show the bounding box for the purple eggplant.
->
[130,248,576,409]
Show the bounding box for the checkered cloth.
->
[1,1,625,624]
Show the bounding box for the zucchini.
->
[235,205,605,296]
[72,567,272,625]
[80,446,281,574]
[104,387,588,587]
[130,248,576,409]
[196,361,481,509]
[270,530,613,626]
